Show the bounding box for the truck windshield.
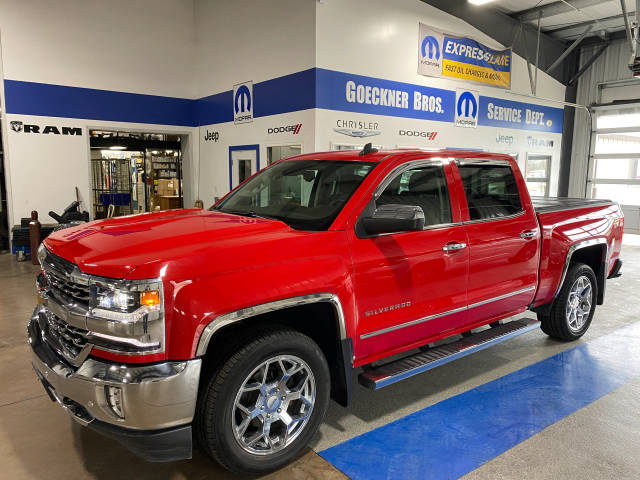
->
[214,160,376,231]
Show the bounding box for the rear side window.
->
[457,163,523,220]
[377,165,452,226]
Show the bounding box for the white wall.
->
[314,0,565,195]
[0,0,569,237]
[0,0,196,98]
[3,114,195,227]
[315,0,564,101]
[193,0,315,97]
[197,110,315,205]
[0,0,199,229]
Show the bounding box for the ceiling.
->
[495,0,636,42]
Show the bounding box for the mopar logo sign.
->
[421,36,440,60]
[9,120,82,135]
[233,81,253,124]
[455,89,479,128]
[418,25,444,76]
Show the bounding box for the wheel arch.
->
[534,238,608,315]
[195,294,353,407]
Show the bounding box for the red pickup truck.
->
[29,146,624,475]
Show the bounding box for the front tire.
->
[195,328,330,476]
[539,262,597,341]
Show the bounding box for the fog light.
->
[105,385,124,419]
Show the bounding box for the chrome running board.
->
[358,318,540,390]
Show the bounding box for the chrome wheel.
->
[566,275,593,332]
[232,354,316,455]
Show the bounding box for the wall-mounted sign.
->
[455,89,479,128]
[9,120,82,135]
[496,133,515,145]
[233,81,253,124]
[399,129,438,140]
[268,124,302,135]
[418,23,512,89]
[203,129,219,142]
[527,136,554,148]
[479,97,563,133]
[334,119,381,138]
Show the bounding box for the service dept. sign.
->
[418,23,512,89]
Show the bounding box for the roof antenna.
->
[359,142,378,156]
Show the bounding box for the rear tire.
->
[538,262,597,341]
[195,328,330,476]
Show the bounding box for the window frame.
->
[524,153,551,198]
[454,158,526,224]
[365,158,459,233]
[588,105,640,207]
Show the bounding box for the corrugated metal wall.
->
[569,39,636,197]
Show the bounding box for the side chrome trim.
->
[553,237,608,301]
[195,293,347,357]
[360,285,536,340]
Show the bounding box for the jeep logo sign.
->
[9,121,82,135]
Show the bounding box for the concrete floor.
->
[1,238,639,479]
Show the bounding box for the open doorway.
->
[90,130,183,218]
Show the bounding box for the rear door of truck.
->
[451,157,540,326]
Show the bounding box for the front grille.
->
[42,251,91,307]
[47,269,91,304]
[40,310,89,361]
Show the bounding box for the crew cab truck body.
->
[29,148,624,474]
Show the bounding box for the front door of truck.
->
[453,159,540,326]
[349,160,469,361]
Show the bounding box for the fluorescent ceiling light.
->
[109,146,126,150]
[468,0,495,5]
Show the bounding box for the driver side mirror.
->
[361,204,425,235]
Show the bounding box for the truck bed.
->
[531,197,614,214]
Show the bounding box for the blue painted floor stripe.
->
[320,322,640,480]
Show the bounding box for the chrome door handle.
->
[442,242,467,252]
[520,230,538,239]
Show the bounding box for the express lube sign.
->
[418,23,512,89]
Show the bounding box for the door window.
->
[377,165,452,226]
[457,163,523,220]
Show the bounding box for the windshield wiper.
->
[222,209,287,224]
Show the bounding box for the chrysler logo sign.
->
[334,119,381,138]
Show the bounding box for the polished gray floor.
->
[1,238,639,479]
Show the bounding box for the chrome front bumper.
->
[28,304,202,451]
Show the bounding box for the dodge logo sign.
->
[399,130,437,140]
[268,124,302,135]
[10,121,23,132]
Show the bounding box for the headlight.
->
[37,243,47,267]
[87,278,165,354]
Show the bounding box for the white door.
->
[231,149,257,189]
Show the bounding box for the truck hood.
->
[43,209,296,279]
